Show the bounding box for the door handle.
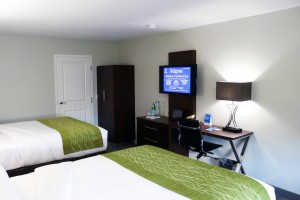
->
[59,101,67,105]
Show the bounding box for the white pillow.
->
[0,165,23,200]
[0,164,9,179]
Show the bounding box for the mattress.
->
[0,120,108,171]
[7,146,275,200]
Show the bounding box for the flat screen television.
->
[159,64,197,95]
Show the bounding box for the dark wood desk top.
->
[202,125,253,140]
[137,116,176,124]
[137,116,178,127]
[137,116,253,141]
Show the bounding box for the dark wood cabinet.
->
[97,65,135,142]
[137,116,188,156]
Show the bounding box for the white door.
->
[54,55,94,124]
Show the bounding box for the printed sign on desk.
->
[204,114,212,126]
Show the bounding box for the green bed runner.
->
[104,145,270,200]
[38,117,103,155]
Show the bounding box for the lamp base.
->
[222,126,242,133]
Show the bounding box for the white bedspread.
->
[10,156,189,200]
[0,121,107,170]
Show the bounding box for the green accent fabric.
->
[104,145,270,200]
[38,117,103,155]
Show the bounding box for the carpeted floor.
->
[106,140,136,153]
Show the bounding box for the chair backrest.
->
[177,118,203,150]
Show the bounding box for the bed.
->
[0,117,108,175]
[2,145,275,200]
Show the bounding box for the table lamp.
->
[216,81,252,133]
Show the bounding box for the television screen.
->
[159,65,197,95]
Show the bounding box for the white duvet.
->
[0,120,108,170]
[8,155,276,200]
[10,156,189,200]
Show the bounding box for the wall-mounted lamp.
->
[216,81,252,133]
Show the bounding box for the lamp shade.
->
[216,81,252,101]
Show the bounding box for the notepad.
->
[206,127,221,131]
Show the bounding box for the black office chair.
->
[178,118,222,160]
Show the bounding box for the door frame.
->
[54,54,94,124]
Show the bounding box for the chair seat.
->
[203,141,222,152]
[191,141,222,153]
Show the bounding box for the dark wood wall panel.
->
[169,50,196,66]
[168,50,197,118]
[169,94,196,118]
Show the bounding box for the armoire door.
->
[97,65,135,142]
[113,66,135,142]
[97,66,115,139]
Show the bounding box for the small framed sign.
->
[204,114,212,126]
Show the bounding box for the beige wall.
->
[0,35,118,123]
[0,6,299,195]
[118,7,300,194]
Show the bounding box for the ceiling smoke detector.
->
[146,24,156,29]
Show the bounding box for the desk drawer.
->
[142,125,159,143]
[137,119,169,149]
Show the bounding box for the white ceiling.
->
[1,0,300,41]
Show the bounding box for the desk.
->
[136,116,253,174]
[202,124,253,174]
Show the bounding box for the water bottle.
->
[151,103,156,116]
[155,101,160,116]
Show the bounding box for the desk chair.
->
[178,119,222,160]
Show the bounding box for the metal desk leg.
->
[229,137,250,175]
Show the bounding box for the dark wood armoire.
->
[97,65,135,142]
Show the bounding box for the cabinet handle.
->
[144,138,158,143]
[144,126,158,131]
[102,90,106,101]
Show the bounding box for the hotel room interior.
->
[0,0,300,199]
